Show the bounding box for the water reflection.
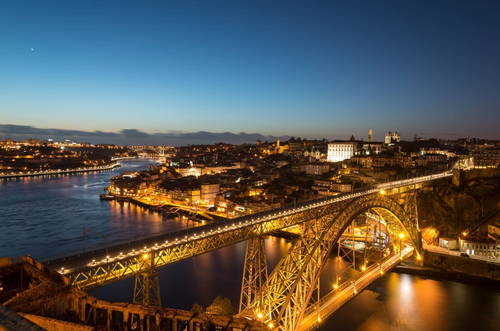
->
[323,273,500,331]
[0,160,177,260]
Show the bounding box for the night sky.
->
[1,0,499,141]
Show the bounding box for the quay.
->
[0,162,121,179]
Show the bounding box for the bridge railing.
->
[44,170,451,269]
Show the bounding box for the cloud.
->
[0,124,285,146]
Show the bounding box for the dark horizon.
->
[0,123,497,146]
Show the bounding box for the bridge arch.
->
[332,193,422,255]
[248,193,421,331]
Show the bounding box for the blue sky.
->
[1,0,499,140]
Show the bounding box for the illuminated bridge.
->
[45,170,454,330]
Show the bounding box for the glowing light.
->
[379,189,386,195]
[462,231,468,237]
[257,312,263,319]
[361,265,367,272]
[267,322,274,329]
[333,283,339,290]
[317,316,322,323]
[399,233,405,239]
[142,253,149,260]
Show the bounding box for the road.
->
[298,247,415,331]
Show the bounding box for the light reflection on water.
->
[0,160,189,260]
[322,272,500,331]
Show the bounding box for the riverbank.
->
[100,194,225,223]
[0,162,121,179]
[393,251,500,286]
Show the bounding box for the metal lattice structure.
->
[132,252,161,307]
[49,171,449,290]
[239,237,268,313]
[242,193,422,331]
[42,171,456,331]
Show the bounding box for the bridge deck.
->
[44,171,450,288]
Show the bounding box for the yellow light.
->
[379,189,386,195]
[380,270,384,275]
[361,265,367,272]
[333,283,339,290]
[257,312,263,319]
[317,316,322,323]
[416,254,421,261]
[399,233,405,239]
[142,253,149,260]
[462,231,468,237]
[267,322,274,329]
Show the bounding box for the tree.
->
[191,303,205,314]
[205,296,234,316]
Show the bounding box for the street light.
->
[398,233,405,257]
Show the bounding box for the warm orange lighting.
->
[257,312,263,319]
[333,283,339,290]
[142,253,149,260]
[462,231,468,237]
[379,189,386,195]
[267,322,274,329]
[361,265,367,271]
[399,233,405,239]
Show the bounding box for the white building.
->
[327,142,357,162]
[384,131,400,145]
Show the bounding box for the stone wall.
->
[424,251,500,281]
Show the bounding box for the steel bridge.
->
[45,170,453,330]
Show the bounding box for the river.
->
[1,159,498,330]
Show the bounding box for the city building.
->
[327,142,357,162]
[459,236,498,257]
[472,147,500,167]
[312,179,352,195]
[438,237,458,250]
[200,183,220,206]
[384,131,401,145]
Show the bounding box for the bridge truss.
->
[239,192,421,331]
[46,171,453,330]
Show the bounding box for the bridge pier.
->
[133,251,162,308]
[239,236,268,313]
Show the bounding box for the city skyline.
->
[1,123,496,146]
[1,1,500,139]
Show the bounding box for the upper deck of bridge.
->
[45,170,452,276]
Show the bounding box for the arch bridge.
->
[45,171,453,330]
